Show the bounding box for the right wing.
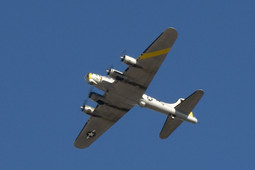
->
[122,28,178,97]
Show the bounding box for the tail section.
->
[159,89,204,139]
[160,116,183,139]
[175,89,204,115]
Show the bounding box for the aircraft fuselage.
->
[85,73,198,124]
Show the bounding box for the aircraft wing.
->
[74,78,145,148]
[123,28,178,96]
[74,104,131,148]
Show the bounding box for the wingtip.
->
[159,134,168,139]
[73,141,88,149]
[167,27,176,30]
[164,27,178,35]
[196,89,205,96]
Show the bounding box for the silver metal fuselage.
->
[86,73,198,124]
[138,94,197,123]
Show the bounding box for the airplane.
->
[74,28,204,148]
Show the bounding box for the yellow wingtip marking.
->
[189,112,194,117]
[139,48,171,60]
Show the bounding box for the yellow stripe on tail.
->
[189,112,194,117]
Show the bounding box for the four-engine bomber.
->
[83,55,201,124]
[74,27,204,149]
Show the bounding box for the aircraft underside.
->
[74,28,204,148]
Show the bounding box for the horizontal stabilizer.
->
[159,90,204,139]
[175,89,204,115]
[160,116,183,139]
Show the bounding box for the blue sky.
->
[1,0,255,169]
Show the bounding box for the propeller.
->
[120,50,127,62]
[81,86,94,112]
[106,64,114,75]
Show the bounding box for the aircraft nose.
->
[85,73,92,82]
[87,73,92,79]
[85,73,96,85]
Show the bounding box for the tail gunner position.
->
[74,28,204,148]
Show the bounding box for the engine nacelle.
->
[81,105,95,115]
[107,68,123,77]
[121,55,139,66]
[107,68,126,81]
[89,92,105,105]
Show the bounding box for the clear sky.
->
[1,0,255,169]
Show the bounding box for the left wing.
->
[74,104,130,148]
[74,116,115,148]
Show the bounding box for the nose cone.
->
[85,73,93,84]
[85,73,99,85]
[86,73,92,81]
